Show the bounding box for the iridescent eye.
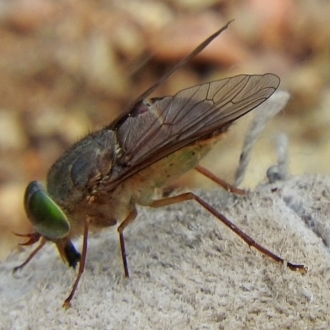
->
[24,181,70,239]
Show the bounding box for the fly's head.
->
[21,181,81,268]
[24,181,70,241]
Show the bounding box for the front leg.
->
[63,216,90,309]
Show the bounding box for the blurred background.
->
[0,0,330,259]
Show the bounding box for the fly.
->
[14,21,306,308]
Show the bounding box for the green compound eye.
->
[24,181,70,239]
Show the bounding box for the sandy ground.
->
[1,174,330,329]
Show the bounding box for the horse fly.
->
[14,21,306,308]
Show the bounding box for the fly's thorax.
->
[46,129,117,208]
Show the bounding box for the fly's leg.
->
[150,192,307,273]
[63,216,90,309]
[117,208,138,278]
[13,236,46,273]
[195,165,246,195]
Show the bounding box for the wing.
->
[103,73,280,190]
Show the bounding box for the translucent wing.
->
[104,73,279,189]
